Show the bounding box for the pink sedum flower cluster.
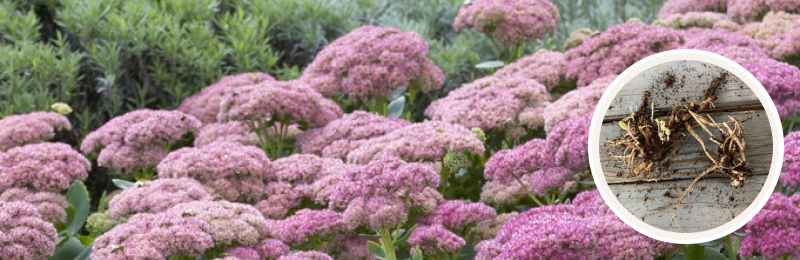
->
[107,178,213,220]
[0,188,67,223]
[92,212,214,260]
[217,80,342,128]
[660,12,736,29]
[277,251,334,260]
[494,50,568,91]
[301,26,444,100]
[407,225,466,255]
[296,111,411,159]
[330,159,439,206]
[564,21,682,86]
[0,201,58,260]
[454,0,560,48]
[346,121,485,164]
[195,121,260,147]
[419,200,497,230]
[425,75,552,132]
[0,142,90,192]
[477,190,675,260]
[157,142,271,202]
[268,209,346,245]
[542,74,614,131]
[747,12,800,61]
[81,109,202,171]
[179,72,276,124]
[739,192,800,259]
[782,131,800,187]
[657,0,728,19]
[166,200,270,247]
[257,154,347,218]
[0,111,71,152]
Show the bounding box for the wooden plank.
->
[605,60,760,119]
[608,175,766,233]
[600,110,772,183]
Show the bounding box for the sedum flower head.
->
[425,75,552,131]
[0,188,67,223]
[681,28,761,50]
[727,0,770,21]
[467,212,518,243]
[80,109,202,171]
[454,0,560,48]
[494,50,569,90]
[0,142,90,192]
[87,212,117,235]
[546,112,592,170]
[484,139,553,182]
[0,111,71,152]
[342,196,409,231]
[195,121,259,147]
[407,225,466,255]
[167,200,270,247]
[179,72,275,124]
[747,12,800,61]
[216,80,342,128]
[657,0,727,19]
[0,201,58,260]
[565,22,682,86]
[740,192,800,259]
[564,28,597,50]
[218,247,261,260]
[157,141,271,202]
[783,131,800,187]
[257,239,291,259]
[330,159,439,206]
[277,251,334,260]
[107,178,213,220]
[660,12,734,29]
[296,111,411,159]
[301,26,444,101]
[543,74,614,131]
[268,209,346,245]
[419,200,497,230]
[51,102,73,115]
[92,212,214,260]
[346,121,485,164]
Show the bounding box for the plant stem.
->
[379,228,398,260]
[725,235,737,260]
[513,175,544,206]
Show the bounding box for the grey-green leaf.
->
[65,181,90,236]
[475,60,504,69]
[112,179,135,189]
[412,246,423,260]
[74,243,93,260]
[387,96,405,119]
[52,236,86,260]
[367,241,387,260]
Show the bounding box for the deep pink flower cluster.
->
[297,111,411,159]
[407,225,466,255]
[0,201,57,260]
[564,21,682,86]
[739,57,800,116]
[194,121,259,147]
[107,178,213,220]
[179,72,276,124]
[0,142,90,192]
[425,75,552,131]
[494,50,568,90]
[484,139,553,182]
[453,0,560,48]
[257,154,346,218]
[657,0,727,19]
[328,235,373,260]
[419,200,497,230]
[166,200,269,247]
[0,188,67,223]
[81,109,202,171]
[330,159,439,206]
[92,212,214,260]
[268,209,346,245]
[301,25,444,100]
[346,121,486,164]
[782,131,800,187]
[217,80,342,128]
[542,74,614,131]
[546,112,592,170]
[477,190,674,260]
[277,251,334,260]
[157,142,271,202]
[739,192,800,259]
[0,111,71,152]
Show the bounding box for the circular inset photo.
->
[589,50,784,244]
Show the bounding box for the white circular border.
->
[588,49,784,244]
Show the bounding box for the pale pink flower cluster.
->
[0,201,58,260]
[301,26,444,100]
[727,0,769,21]
[157,142,271,202]
[425,75,552,131]
[454,0,560,48]
[268,209,346,245]
[179,72,275,123]
[494,50,569,90]
[407,225,466,255]
[467,213,519,243]
[256,154,347,218]
[330,159,440,206]
[657,0,728,19]
[107,178,213,220]
[0,142,90,192]
[0,111,71,152]
[346,121,486,164]
[564,21,682,86]
[341,196,409,231]
[194,121,259,147]
[166,200,270,247]
[277,251,334,260]
[81,109,202,171]
[217,81,342,128]
[92,212,214,260]
[296,111,411,159]
[746,12,800,61]
[0,188,67,223]
[543,74,615,131]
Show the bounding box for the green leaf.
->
[367,241,387,260]
[394,224,417,246]
[112,179,135,189]
[683,245,727,260]
[475,60,504,69]
[387,96,405,119]
[52,236,86,260]
[65,181,90,236]
[74,243,93,260]
[412,246,423,260]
